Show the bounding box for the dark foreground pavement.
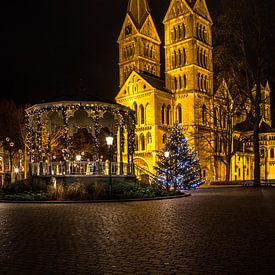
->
[1,188,275,274]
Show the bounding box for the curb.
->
[0,193,191,204]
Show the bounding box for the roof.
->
[127,0,150,29]
[38,90,117,106]
[234,116,275,133]
[186,0,196,8]
[140,72,171,93]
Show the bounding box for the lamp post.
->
[106,136,114,199]
[164,151,170,191]
[6,137,14,184]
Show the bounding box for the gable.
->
[163,0,193,23]
[115,71,158,101]
[117,15,139,43]
[193,0,212,23]
[140,15,161,43]
[215,79,230,100]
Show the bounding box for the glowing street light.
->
[75,155,81,161]
[164,151,170,191]
[106,136,114,199]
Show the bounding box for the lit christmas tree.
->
[155,123,203,190]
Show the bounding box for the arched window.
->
[146,132,152,144]
[183,75,187,88]
[199,49,203,66]
[140,133,145,151]
[181,48,186,65]
[166,105,171,125]
[173,26,177,41]
[161,104,165,124]
[172,51,176,68]
[182,23,185,38]
[178,49,182,66]
[135,135,139,151]
[260,148,265,158]
[198,73,201,90]
[271,148,274,159]
[202,104,207,125]
[140,105,145,124]
[177,104,182,124]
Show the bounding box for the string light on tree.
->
[154,123,203,190]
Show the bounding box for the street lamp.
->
[164,151,170,191]
[14,167,19,182]
[75,155,81,161]
[6,137,14,184]
[106,136,114,199]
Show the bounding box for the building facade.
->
[115,0,274,182]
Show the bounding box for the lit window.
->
[140,133,145,151]
[177,105,182,124]
[270,148,274,159]
[161,105,165,124]
[140,105,145,124]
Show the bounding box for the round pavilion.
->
[25,100,136,179]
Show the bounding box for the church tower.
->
[117,0,161,87]
[116,0,173,174]
[163,0,214,178]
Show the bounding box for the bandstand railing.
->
[30,161,134,177]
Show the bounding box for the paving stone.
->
[0,188,275,274]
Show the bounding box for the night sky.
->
[1,0,274,110]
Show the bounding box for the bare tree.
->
[213,0,274,185]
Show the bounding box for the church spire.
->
[127,0,150,29]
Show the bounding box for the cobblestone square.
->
[1,188,275,274]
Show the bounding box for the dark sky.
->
[0,0,273,109]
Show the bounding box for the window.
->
[177,105,182,124]
[270,148,274,159]
[140,133,145,151]
[260,149,265,158]
[162,134,167,144]
[161,104,165,124]
[183,75,187,88]
[140,105,145,124]
[146,132,152,144]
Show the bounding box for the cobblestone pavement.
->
[1,188,275,274]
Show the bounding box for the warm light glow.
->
[14,167,19,174]
[106,136,114,146]
[76,155,81,161]
[164,151,170,158]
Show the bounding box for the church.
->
[115,0,275,183]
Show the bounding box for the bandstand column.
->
[62,109,70,174]
[36,113,44,176]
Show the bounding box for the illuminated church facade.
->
[115,0,275,182]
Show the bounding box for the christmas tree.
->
[155,123,203,190]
